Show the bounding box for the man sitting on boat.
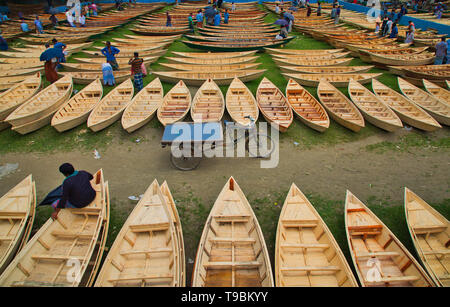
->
[50,163,96,220]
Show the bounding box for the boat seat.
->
[107,274,173,283]
[413,225,447,234]
[0,235,14,241]
[69,207,102,215]
[129,222,169,233]
[209,237,256,244]
[213,214,250,223]
[31,254,85,261]
[281,219,318,228]
[51,231,95,240]
[280,265,341,273]
[204,261,262,269]
[120,247,173,256]
[437,274,450,280]
[280,243,330,249]
[356,251,400,258]
[11,280,68,287]
[364,275,420,284]
[422,250,450,256]
[0,211,27,219]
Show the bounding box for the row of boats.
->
[0,67,449,135]
[0,175,447,286]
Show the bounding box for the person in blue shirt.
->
[20,19,29,32]
[34,15,44,34]
[0,30,8,51]
[214,11,221,26]
[224,9,229,24]
[196,9,203,28]
[52,39,67,65]
[389,22,398,39]
[101,41,120,71]
[389,9,396,21]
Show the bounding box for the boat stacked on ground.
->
[0,170,108,287]
[388,64,450,87]
[191,78,225,123]
[226,77,259,127]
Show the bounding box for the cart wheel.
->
[170,154,202,171]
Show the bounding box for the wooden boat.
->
[0,175,36,275]
[256,77,293,132]
[265,48,344,55]
[285,79,329,132]
[51,79,104,132]
[121,78,163,133]
[367,52,435,66]
[404,188,449,287]
[317,80,365,132]
[226,77,259,127]
[159,63,259,72]
[272,51,351,60]
[82,49,166,58]
[398,77,450,126]
[283,73,382,88]
[0,67,43,78]
[152,70,266,87]
[58,71,131,85]
[0,170,107,287]
[61,61,154,72]
[171,51,257,59]
[0,58,43,67]
[5,75,73,135]
[21,35,92,45]
[275,183,358,287]
[182,39,294,52]
[345,190,435,287]
[347,79,403,132]
[94,180,182,286]
[0,73,41,129]
[191,78,224,123]
[123,34,182,41]
[358,47,430,63]
[273,58,353,67]
[397,65,450,81]
[191,177,274,287]
[422,79,450,106]
[157,80,191,126]
[160,181,185,286]
[371,79,442,132]
[92,44,166,53]
[73,56,158,65]
[280,65,373,74]
[165,56,258,65]
[0,75,36,92]
[87,79,134,132]
[130,26,189,36]
[112,38,176,45]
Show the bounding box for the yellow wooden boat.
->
[226,77,259,127]
[157,80,191,126]
[191,78,224,123]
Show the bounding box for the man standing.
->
[224,9,229,24]
[434,37,447,65]
[20,19,29,32]
[214,11,221,26]
[335,5,341,24]
[34,15,44,34]
[188,13,194,33]
[196,9,203,28]
[66,10,76,27]
[51,163,96,220]
[129,52,144,92]
[101,41,120,71]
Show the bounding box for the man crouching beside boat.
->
[50,163,96,220]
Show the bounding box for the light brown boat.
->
[225,77,259,126]
[152,70,266,86]
[275,183,358,287]
[371,79,441,131]
[273,58,353,67]
[264,48,344,55]
[317,80,365,132]
[256,77,293,132]
[121,78,163,133]
[191,177,274,287]
[285,78,329,132]
[165,56,258,65]
[157,80,191,126]
[191,78,224,123]
[345,190,435,287]
[404,188,449,287]
[282,73,382,87]
[279,65,373,74]
[422,79,450,106]
[158,63,259,71]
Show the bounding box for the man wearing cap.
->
[51,163,96,220]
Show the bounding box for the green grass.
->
[366,131,450,153]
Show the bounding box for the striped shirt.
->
[129,57,144,74]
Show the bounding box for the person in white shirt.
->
[79,14,86,27]
[66,10,75,27]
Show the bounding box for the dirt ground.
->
[1,125,449,208]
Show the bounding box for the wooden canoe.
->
[398,77,450,126]
[123,34,182,41]
[0,170,107,287]
[0,73,41,127]
[121,78,163,133]
[283,73,382,88]
[82,49,166,58]
[345,190,435,287]
[130,27,190,36]
[191,177,274,287]
[112,38,176,45]
[348,79,403,132]
[0,75,37,92]
[317,80,365,132]
[152,70,266,87]
[280,65,373,74]
[256,77,293,132]
[272,52,351,60]
[21,35,92,45]
[61,61,153,72]
[367,52,435,66]
[58,71,131,85]
[157,80,191,126]
[0,58,43,67]
[94,180,182,286]
[159,63,260,71]
[191,78,224,123]
[358,47,430,62]
[72,56,158,65]
[165,56,258,65]
[170,51,257,59]
[273,58,353,67]
[160,181,185,286]
[87,79,134,132]
[0,175,36,275]
[422,79,450,106]
[275,183,358,287]
[226,77,259,127]
[404,188,449,287]
[92,44,166,53]
[0,67,43,78]
[51,79,104,132]
[264,48,344,55]
[285,79,329,132]
[5,75,73,134]
[371,79,442,132]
